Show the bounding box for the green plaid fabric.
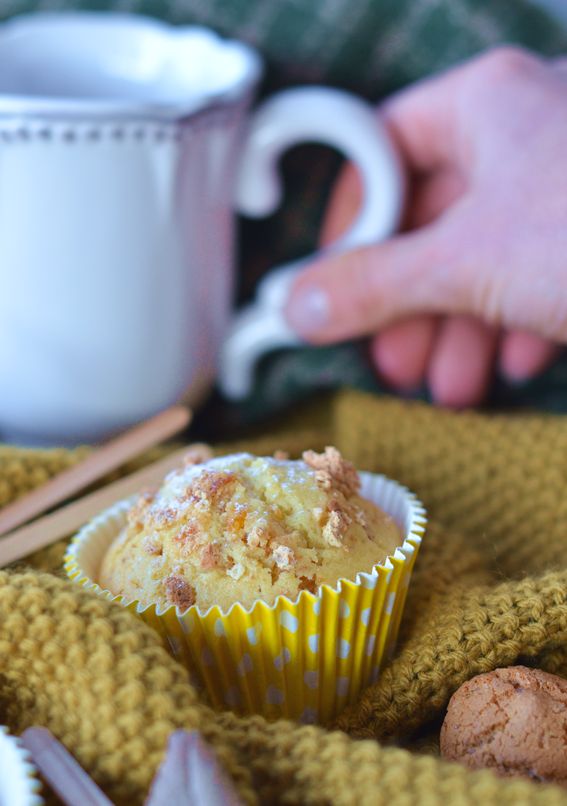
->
[7,0,565,94]
[3,0,567,422]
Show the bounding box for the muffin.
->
[66,445,425,722]
[99,447,401,612]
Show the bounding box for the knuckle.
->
[425,217,478,309]
[476,46,538,82]
[471,276,503,325]
[519,278,567,341]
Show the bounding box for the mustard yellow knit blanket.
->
[2,390,567,805]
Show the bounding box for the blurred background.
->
[2,0,567,443]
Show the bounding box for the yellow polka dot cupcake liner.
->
[0,726,43,806]
[65,472,425,725]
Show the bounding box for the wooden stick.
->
[22,728,114,806]
[146,731,242,806]
[0,445,193,568]
[0,405,191,537]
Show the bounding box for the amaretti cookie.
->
[441,666,567,786]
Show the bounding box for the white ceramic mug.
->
[0,12,403,445]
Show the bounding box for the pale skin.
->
[285,46,567,407]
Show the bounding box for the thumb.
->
[284,223,464,344]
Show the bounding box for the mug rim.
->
[0,12,263,121]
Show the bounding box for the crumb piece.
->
[323,510,347,547]
[227,562,244,580]
[164,575,196,609]
[314,470,332,490]
[127,490,155,527]
[353,506,368,528]
[298,575,318,594]
[273,449,289,460]
[329,498,352,525]
[312,507,324,524]
[190,470,236,506]
[183,443,214,466]
[272,545,296,570]
[188,495,210,514]
[150,505,182,528]
[247,519,270,549]
[226,502,248,533]
[174,521,201,548]
[302,446,360,497]
[200,543,222,570]
[143,535,162,556]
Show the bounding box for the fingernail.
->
[286,286,330,336]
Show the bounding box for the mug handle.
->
[218,86,404,399]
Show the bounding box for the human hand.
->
[285,47,566,406]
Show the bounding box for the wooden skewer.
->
[21,727,242,806]
[0,405,191,537]
[146,731,242,806]
[0,445,194,568]
[22,728,114,806]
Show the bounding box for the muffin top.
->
[99,446,400,612]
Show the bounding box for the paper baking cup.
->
[65,472,425,724]
[0,727,43,806]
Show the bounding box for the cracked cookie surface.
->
[441,665,567,786]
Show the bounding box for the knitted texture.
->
[4,391,567,804]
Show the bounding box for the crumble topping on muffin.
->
[183,443,214,467]
[163,575,196,610]
[302,446,360,497]
[99,447,400,612]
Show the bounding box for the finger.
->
[370,316,439,391]
[320,70,470,254]
[499,330,562,381]
[382,87,460,171]
[381,68,467,171]
[383,46,543,172]
[321,158,465,249]
[428,315,498,408]
[320,108,466,246]
[551,56,567,75]
[406,167,467,229]
[285,219,464,343]
[320,163,362,246]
